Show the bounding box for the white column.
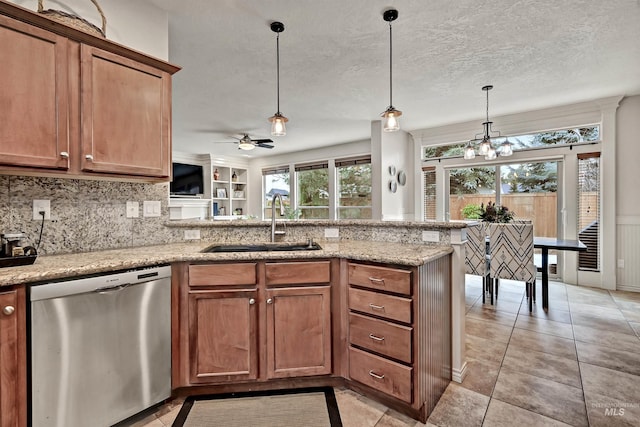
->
[450,227,467,383]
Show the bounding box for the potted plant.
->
[479,201,514,223]
[461,203,483,219]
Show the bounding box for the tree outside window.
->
[337,163,371,219]
[296,168,329,219]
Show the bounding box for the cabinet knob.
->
[60,151,69,158]
[266,298,273,304]
[249,298,255,305]
[85,154,94,161]
[2,306,15,316]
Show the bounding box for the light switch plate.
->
[143,201,161,217]
[324,228,339,238]
[422,230,440,243]
[184,229,201,240]
[126,201,139,218]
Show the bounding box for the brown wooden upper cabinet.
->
[0,5,179,181]
[80,45,172,177]
[0,15,70,171]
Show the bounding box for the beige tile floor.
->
[134,277,640,427]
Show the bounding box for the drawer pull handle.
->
[2,306,15,316]
[267,298,273,304]
[369,370,385,380]
[368,303,385,310]
[368,277,385,284]
[369,334,385,341]
[249,298,256,305]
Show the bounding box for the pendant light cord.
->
[276,32,281,114]
[388,21,393,107]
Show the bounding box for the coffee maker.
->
[1,232,25,257]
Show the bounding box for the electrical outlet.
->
[33,200,51,220]
[126,201,139,218]
[324,228,339,238]
[617,259,625,269]
[184,230,201,240]
[422,230,440,243]
[143,201,161,217]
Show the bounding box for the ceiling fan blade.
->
[252,138,273,144]
[256,143,274,149]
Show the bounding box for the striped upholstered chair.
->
[465,222,493,304]
[488,223,537,311]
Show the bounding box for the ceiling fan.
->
[231,134,274,150]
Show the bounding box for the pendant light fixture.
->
[268,21,288,136]
[464,85,513,160]
[381,9,402,132]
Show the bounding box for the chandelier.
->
[464,85,513,160]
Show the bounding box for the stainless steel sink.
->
[201,242,322,253]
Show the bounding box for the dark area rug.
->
[172,387,342,427]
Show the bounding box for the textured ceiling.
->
[148,0,640,158]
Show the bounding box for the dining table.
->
[533,237,587,310]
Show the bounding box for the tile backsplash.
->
[0,175,180,255]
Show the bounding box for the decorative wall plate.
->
[389,180,397,193]
[388,165,396,176]
[397,170,406,186]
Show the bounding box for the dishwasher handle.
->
[94,283,131,294]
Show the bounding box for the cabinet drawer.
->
[265,261,330,285]
[349,287,412,323]
[189,263,257,287]
[349,313,412,363]
[349,347,412,403]
[348,263,411,295]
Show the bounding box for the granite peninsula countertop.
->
[0,240,453,287]
[165,219,468,229]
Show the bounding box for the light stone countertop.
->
[165,219,468,229]
[0,240,453,287]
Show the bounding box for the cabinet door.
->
[266,286,331,378]
[0,288,26,427]
[0,16,69,170]
[80,45,171,177]
[188,290,258,384]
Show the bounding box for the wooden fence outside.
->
[449,192,599,238]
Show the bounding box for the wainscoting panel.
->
[616,221,640,292]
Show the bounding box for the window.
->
[336,157,371,219]
[296,162,329,219]
[448,166,497,221]
[263,166,290,219]
[422,167,436,220]
[424,126,600,160]
[577,153,600,271]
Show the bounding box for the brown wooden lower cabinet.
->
[173,255,451,424]
[188,290,258,384]
[175,260,333,388]
[0,287,26,427]
[266,285,332,378]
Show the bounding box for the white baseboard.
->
[452,361,468,383]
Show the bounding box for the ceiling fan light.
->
[500,138,513,156]
[269,113,288,136]
[382,107,402,132]
[238,141,256,150]
[464,143,476,160]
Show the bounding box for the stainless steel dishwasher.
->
[29,265,172,427]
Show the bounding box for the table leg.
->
[541,248,549,310]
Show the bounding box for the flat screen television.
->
[170,162,204,196]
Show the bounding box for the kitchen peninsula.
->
[0,220,468,424]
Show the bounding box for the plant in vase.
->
[479,201,514,223]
